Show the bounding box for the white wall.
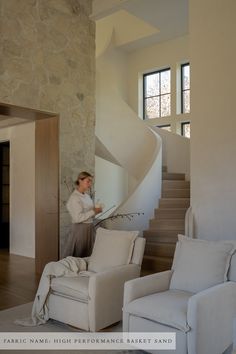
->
[127,35,190,133]
[96,46,128,104]
[95,46,129,202]
[95,156,128,215]
[190,0,236,240]
[0,123,35,257]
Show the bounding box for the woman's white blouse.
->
[66,190,95,223]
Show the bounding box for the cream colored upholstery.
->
[88,228,139,272]
[170,235,234,292]
[123,236,236,354]
[48,228,145,331]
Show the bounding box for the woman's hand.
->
[94,207,102,215]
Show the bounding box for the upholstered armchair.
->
[123,235,236,354]
[48,227,145,331]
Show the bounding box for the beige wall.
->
[0,123,35,257]
[127,35,190,133]
[0,0,95,253]
[190,0,236,240]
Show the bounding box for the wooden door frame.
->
[0,102,59,274]
[35,116,59,273]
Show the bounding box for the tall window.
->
[143,68,171,119]
[181,122,191,138]
[181,63,190,113]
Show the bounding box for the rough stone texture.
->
[0,0,95,250]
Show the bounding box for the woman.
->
[62,171,102,258]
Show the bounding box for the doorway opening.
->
[0,141,10,251]
[0,102,59,274]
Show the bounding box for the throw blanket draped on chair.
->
[15,257,87,326]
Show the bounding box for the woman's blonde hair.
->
[75,171,93,185]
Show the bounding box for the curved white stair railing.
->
[106,127,162,233]
[96,86,162,233]
[95,33,162,233]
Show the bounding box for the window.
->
[181,63,190,114]
[143,68,171,119]
[181,122,190,138]
[157,124,171,132]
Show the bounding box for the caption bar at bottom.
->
[0,332,176,350]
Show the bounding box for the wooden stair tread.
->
[155,208,187,219]
[162,172,185,180]
[162,189,190,198]
[149,217,185,230]
[143,229,180,243]
[150,218,185,224]
[144,255,172,262]
[142,255,172,273]
[145,242,176,258]
[159,198,190,208]
[156,207,188,211]
[162,180,190,189]
[144,229,180,235]
[160,197,190,202]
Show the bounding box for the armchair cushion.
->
[124,289,193,332]
[51,275,91,302]
[170,235,234,293]
[88,227,139,272]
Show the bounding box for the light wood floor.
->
[0,249,40,311]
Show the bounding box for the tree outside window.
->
[143,68,171,119]
[181,63,190,114]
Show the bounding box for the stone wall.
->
[0,0,95,249]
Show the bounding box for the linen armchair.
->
[123,235,236,354]
[48,227,145,331]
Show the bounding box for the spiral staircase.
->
[95,26,190,275]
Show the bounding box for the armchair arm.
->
[187,281,236,354]
[123,270,173,306]
[88,264,140,331]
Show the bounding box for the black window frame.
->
[157,124,171,131]
[143,67,171,120]
[181,63,190,114]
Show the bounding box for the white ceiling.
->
[92,0,188,51]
